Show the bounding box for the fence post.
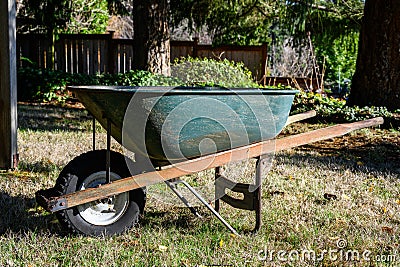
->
[261,43,268,86]
[107,31,116,74]
[192,37,199,58]
[0,0,18,169]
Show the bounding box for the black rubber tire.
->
[54,150,146,236]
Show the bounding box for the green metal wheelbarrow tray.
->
[35,86,383,236]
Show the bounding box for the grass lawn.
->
[0,103,399,266]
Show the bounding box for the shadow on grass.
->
[18,103,92,132]
[288,139,400,175]
[141,208,203,230]
[0,191,61,235]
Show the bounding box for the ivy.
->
[291,91,393,122]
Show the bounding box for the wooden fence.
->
[17,33,268,80]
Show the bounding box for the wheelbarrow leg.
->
[106,119,111,184]
[167,179,240,236]
[92,114,96,151]
[214,166,222,212]
[214,154,269,233]
[164,180,202,218]
[254,155,267,232]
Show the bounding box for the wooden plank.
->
[45,38,52,69]
[89,40,95,74]
[73,39,78,73]
[284,110,316,126]
[106,34,115,74]
[0,0,18,169]
[126,43,132,72]
[77,39,83,73]
[93,40,99,74]
[116,44,121,72]
[54,37,63,71]
[261,43,267,80]
[99,40,105,73]
[65,39,71,72]
[47,117,384,211]
[121,44,126,73]
[58,33,111,41]
[61,38,67,72]
[82,40,88,74]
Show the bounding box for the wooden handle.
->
[285,110,317,126]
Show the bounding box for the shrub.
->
[291,91,393,122]
[171,57,259,88]
[18,67,100,102]
[17,67,183,102]
[105,70,182,86]
[18,57,260,102]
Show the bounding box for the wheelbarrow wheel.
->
[54,150,146,236]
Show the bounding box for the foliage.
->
[170,1,364,46]
[18,57,262,102]
[17,66,183,102]
[283,1,363,89]
[170,0,275,45]
[64,0,110,34]
[16,0,72,35]
[282,0,364,40]
[171,57,259,88]
[17,66,98,102]
[170,0,363,95]
[274,1,363,85]
[103,70,183,87]
[17,0,127,35]
[291,91,393,122]
[314,30,359,84]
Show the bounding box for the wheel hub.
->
[77,171,129,226]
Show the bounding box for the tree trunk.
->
[349,0,400,110]
[132,0,170,76]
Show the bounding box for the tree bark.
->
[349,0,400,110]
[132,0,170,76]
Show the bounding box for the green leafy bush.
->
[17,66,98,102]
[315,32,359,85]
[291,91,393,122]
[106,70,182,86]
[17,66,183,102]
[171,57,259,88]
[18,57,261,102]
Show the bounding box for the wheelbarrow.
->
[35,86,383,236]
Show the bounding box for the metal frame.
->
[106,119,111,184]
[214,154,267,232]
[92,115,96,151]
